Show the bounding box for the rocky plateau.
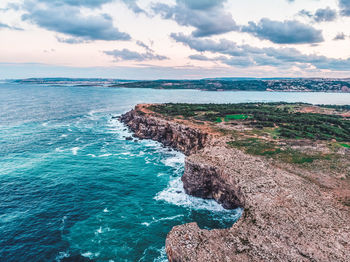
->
[120,104,350,262]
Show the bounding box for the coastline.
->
[120,104,350,261]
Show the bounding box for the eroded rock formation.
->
[120,104,350,262]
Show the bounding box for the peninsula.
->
[121,103,350,261]
[15,78,350,92]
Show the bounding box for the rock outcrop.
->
[120,107,208,156]
[121,104,350,262]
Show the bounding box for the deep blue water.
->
[0,82,349,262]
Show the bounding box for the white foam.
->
[161,153,185,176]
[106,117,134,138]
[60,134,68,138]
[88,110,96,116]
[87,154,96,157]
[55,147,64,152]
[154,247,168,262]
[55,251,70,262]
[87,109,106,120]
[98,153,112,157]
[96,226,102,234]
[156,214,184,222]
[155,177,231,213]
[71,147,79,155]
[141,214,184,228]
[60,216,67,233]
[103,208,109,213]
[119,152,135,156]
[81,252,93,258]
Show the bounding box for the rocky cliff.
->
[120,106,208,156]
[120,104,350,262]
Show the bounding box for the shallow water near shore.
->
[0,82,349,262]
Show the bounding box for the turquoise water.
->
[0,83,349,262]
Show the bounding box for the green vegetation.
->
[110,79,350,92]
[150,103,350,142]
[227,138,331,164]
[113,80,268,91]
[340,143,350,148]
[318,105,350,111]
[224,114,250,121]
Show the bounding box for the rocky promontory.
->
[120,104,350,261]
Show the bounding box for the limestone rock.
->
[121,105,350,262]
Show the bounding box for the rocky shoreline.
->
[120,104,350,262]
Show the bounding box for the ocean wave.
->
[106,118,134,138]
[55,147,64,152]
[98,153,112,157]
[155,177,233,213]
[141,214,184,227]
[94,226,110,235]
[161,151,185,169]
[55,251,70,262]
[153,247,167,262]
[139,245,167,262]
[81,251,100,259]
[71,147,79,155]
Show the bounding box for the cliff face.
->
[120,105,350,262]
[182,157,243,209]
[120,106,243,210]
[120,108,208,156]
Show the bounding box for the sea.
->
[0,81,349,262]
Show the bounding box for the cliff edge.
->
[120,104,350,262]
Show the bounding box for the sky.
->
[1,0,350,79]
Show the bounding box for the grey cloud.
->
[339,0,350,16]
[171,32,243,56]
[136,41,153,52]
[171,33,350,70]
[0,23,12,29]
[153,1,323,45]
[36,0,113,8]
[56,36,89,44]
[177,0,227,10]
[334,32,346,40]
[0,3,21,11]
[314,7,337,22]
[152,0,238,37]
[219,56,255,67]
[34,0,145,13]
[299,7,337,23]
[122,0,144,13]
[104,49,168,61]
[0,22,23,31]
[188,54,212,61]
[242,18,324,44]
[298,9,313,18]
[22,3,130,41]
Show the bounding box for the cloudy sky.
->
[1,0,350,79]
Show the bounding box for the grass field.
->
[150,103,350,142]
